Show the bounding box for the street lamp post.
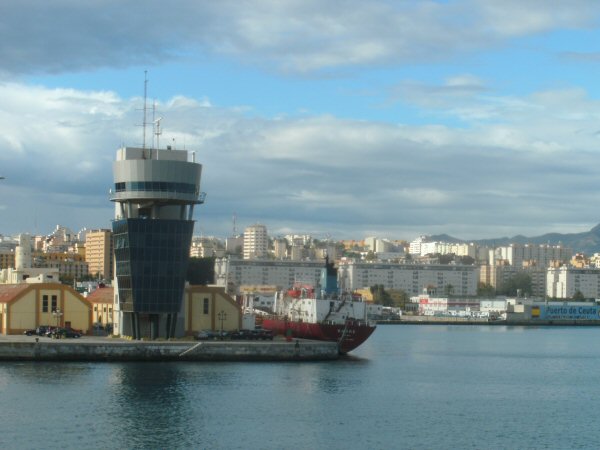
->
[52,309,63,338]
[53,309,62,327]
[217,310,227,340]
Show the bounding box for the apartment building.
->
[480,263,547,297]
[33,251,89,280]
[243,224,268,259]
[493,243,572,268]
[0,249,14,270]
[85,229,113,279]
[546,266,600,299]
[214,257,325,294]
[339,262,479,296]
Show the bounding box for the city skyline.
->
[3,2,600,240]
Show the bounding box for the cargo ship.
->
[262,260,376,354]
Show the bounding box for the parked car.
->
[230,329,254,340]
[44,327,57,337]
[23,329,37,336]
[49,328,81,339]
[64,328,82,338]
[252,329,274,340]
[214,330,229,340]
[195,330,216,341]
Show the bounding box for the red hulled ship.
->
[262,260,376,354]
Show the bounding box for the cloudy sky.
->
[2,0,600,242]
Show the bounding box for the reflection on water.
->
[108,363,192,448]
[4,326,600,449]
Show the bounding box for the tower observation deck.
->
[111,146,203,339]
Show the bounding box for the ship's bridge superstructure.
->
[111,146,203,339]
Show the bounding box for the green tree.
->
[477,282,496,297]
[438,253,454,264]
[365,251,376,261]
[572,289,585,301]
[444,284,455,297]
[60,274,75,285]
[499,273,532,297]
[458,255,475,265]
[388,289,409,308]
[370,284,393,306]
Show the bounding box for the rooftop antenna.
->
[142,70,148,151]
[233,213,238,236]
[153,101,162,150]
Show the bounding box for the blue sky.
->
[3,0,600,242]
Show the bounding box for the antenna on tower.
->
[142,70,148,150]
[154,116,162,150]
[152,100,162,150]
[233,213,237,236]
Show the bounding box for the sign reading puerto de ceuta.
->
[541,305,600,321]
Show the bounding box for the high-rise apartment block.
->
[492,244,572,268]
[339,261,479,296]
[215,257,325,294]
[546,266,600,299]
[85,229,113,279]
[243,224,268,259]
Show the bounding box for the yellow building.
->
[0,283,92,335]
[33,251,89,280]
[77,285,242,338]
[183,285,242,336]
[355,288,375,302]
[0,249,15,270]
[85,229,113,279]
[86,286,114,327]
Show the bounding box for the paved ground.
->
[0,333,129,344]
[0,333,290,345]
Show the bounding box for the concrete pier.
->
[378,317,600,326]
[0,337,340,362]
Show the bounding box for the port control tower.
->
[110,146,203,339]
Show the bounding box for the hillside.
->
[430,224,600,255]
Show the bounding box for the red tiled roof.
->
[0,284,31,303]
[86,286,114,304]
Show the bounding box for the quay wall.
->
[377,317,600,326]
[0,340,339,362]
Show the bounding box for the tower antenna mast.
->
[153,101,162,150]
[142,71,148,150]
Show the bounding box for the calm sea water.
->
[1,325,600,449]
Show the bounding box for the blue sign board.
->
[540,304,600,320]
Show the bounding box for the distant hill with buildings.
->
[431,223,600,255]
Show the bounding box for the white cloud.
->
[2,1,600,77]
[1,80,600,240]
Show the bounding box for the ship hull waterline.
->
[262,318,376,354]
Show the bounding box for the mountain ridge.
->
[429,224,600,255]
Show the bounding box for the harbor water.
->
[2,325,600,449]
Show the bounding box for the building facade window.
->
[42,295,48,313]
[203,298,209,314]
[51,295,57,312]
